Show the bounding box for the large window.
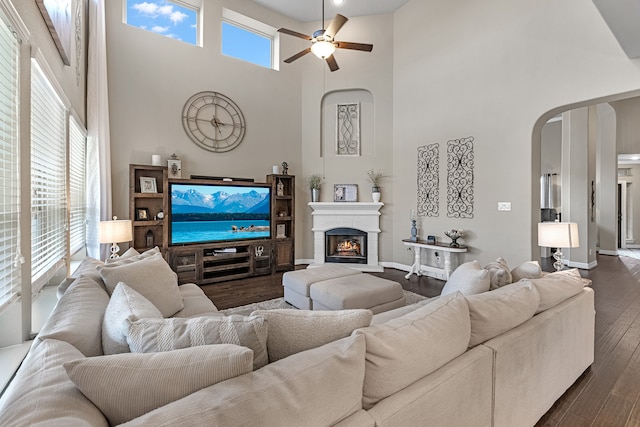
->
[69,116,87,255]
[0,9,20,312]
[222,9,278,70]
[30,59,67,295]
[125,0,200,46]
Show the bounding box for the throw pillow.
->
[465,280,540,347]
[528,268,585,313]
[484,257,513,290]
[64,344,254,426]
[171,283,222,318]
[123,335,366,427]
[441,260,490,296]
[510,260,543,282]
[104,247,140,264]
[251,308,372,362]
[354,292,471,409]
[97,251,183,317]
[102,282,163,355]
[127,315,269,369]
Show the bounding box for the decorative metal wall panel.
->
[417,143,439,217]
[336,103,360,156]
[447,137,474,218]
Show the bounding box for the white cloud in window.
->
[133,2,186,25]
[170,11,188,24]
[151,25,169,34]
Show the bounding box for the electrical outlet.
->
[498,202,511,211]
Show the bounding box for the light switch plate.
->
[498,202,511,211]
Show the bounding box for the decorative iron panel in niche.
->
[447,137,474,218]
[417,143,439,217]
[336,103,360,156]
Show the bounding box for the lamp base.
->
[109,242,121,259]
[552,249,564,272]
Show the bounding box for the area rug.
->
[220,290,429,316]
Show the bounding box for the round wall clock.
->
[181,91,246,153]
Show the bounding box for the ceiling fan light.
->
[311,40,336,59]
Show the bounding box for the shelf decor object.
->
[444,229,464,248]
[99,216,133,259]
[538,222,580,272]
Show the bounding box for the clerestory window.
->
[125,0,200,46]
[222,8,279,70]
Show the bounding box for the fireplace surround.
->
[309,202,383,272]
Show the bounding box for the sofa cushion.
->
[0,339,107,427]
[104,247,140,264]
[466,280,540,347]
[104,246,157,266]
[251,308,372,362]
[171,283,221,318]
[441,260,490,296]
[71,257,105,288]
[98,251,183,317]
[127,315,268,369]
[120,335,366,427]
[354,292,471,409]
[510,260,543,282]
[484,257,513,289]
[102,282,163,355]
[528,268,585,313]
[64,344,253,426]
[37,276,110,357]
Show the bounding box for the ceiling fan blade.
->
[325,14,348,39]
[278,28,312,40]
[284,48,312,63]
[326,55,339,72]
[335,41,374,52]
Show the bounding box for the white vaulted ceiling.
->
[251,0,410,22]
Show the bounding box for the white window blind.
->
[69,117,86,254]
[31,60,67,294]
[0,11,21,312]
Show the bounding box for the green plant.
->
[308,174,323,190]
[367,169,385,188]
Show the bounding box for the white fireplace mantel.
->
[309,202,384,272]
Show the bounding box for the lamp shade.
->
[311,40,336,59]
[99,217,133,244]
[538,222,579,248]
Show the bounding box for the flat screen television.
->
[168,181,271,246]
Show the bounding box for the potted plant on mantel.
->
[367,169,385,202]
[308,174,323,202]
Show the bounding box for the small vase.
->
[311,188,320,202]
[372,186,381,202]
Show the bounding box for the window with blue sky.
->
[222,8,278,70]
[125,0,199,46]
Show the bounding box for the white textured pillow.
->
[354,292,470,409]
[104,247,141,264]
[127,315,269,369]
[102,282,163,355]
[251,308,372,362]
[171,283,221,318]
[528,268,585,313]
[64,344,254,426]
[484,257,513,290]
[123,335,366,427]
[510,260,543,282]
[466,280,540,347]
[98,251,183,317]
[441,260,490,296]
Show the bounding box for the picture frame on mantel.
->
[334,184,358,202]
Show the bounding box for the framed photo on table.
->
[140,177,157,193]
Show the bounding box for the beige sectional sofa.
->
[0,250,594,427]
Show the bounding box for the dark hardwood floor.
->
[201,254,640,426]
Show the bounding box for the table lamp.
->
[538,221,579,272]
[99,216,133,259]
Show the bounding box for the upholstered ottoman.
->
[310,274,406,314]
[282,265,362,309]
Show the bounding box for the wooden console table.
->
[402,239,468,280]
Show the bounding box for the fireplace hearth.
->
[325,228,367,264]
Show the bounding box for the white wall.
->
[393,0,640,267]
[105,0,304,226]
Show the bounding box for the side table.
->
[402,239,468,280]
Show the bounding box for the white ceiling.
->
[251,0,410,23]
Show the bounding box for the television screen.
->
[169,182,271,245]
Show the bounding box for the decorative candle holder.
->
[410,209,417,242]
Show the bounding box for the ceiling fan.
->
[278,1,374,72]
